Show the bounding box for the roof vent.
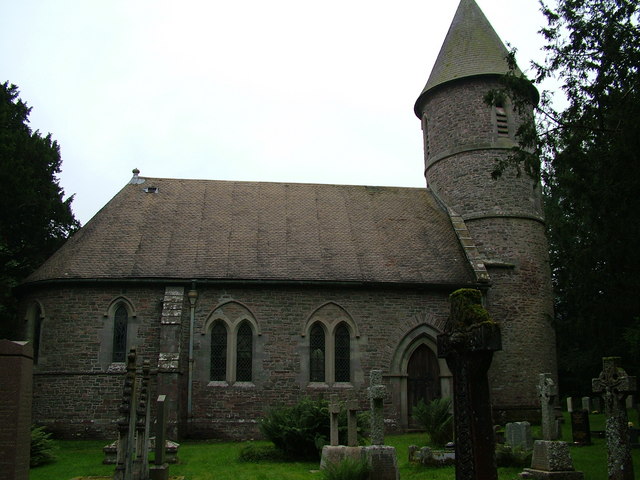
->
[129,168,145,185]
[143,186,158,194]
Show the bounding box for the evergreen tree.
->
[0,82,79,337]
[488,0,640,394]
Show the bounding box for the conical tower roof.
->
[414,0,532,117]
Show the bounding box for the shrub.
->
[259,397,330,460]
[321,457,371,480]
[237,443,287,462]
[411,397,453,448]
[30,425,56,467]
[495,443,532,467]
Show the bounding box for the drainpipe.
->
[187,282,198,418]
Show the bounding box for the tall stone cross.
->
[328,394,340,447]
[538,373,559,440]
[114,349,138,480]
[592,357,637,480]
[437,288,501,480]
[346,397,359,447]
[368,370,386,445]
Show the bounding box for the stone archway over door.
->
[407,344,441,423]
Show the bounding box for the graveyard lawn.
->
[29,425,639,480]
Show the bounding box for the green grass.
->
[29,416,640,480]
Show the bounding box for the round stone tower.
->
[415,0,557,419]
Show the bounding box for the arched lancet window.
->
[334,323,350,382]
[236,322,253,382]
[112,305,128,362]
[210,321,227,381]
[309,323,325,382]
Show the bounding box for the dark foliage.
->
[321,457,371,480]
[30,425,57,467]
[237,443,288,463]
[411,397,453,448]
[0,82,79,337]
[486,0,640,394]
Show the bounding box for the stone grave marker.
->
[581,396,592,412]
[114,349,139,480]
[538,373,559,441]
[570,410,591,446]
[592,356,637,480]
[437,288,501,480]
[0,340,33,480]
[150,395,169,480]
[566,396,574,413]
[505,422,533,451]
[368,370,386,446]
[329,394,340,447]
[520,440,583,479]
[346,397,359,447]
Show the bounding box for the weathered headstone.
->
[505,422,533,451]
[150,395,169,480]
[566,396,574,413]
[437,288,501,480]
[346,397,359,447]
[0,340,33,480]
[133,360,151,480]
[368,370,386,446]
[538,373,559,441]
[329,394,340,447]
[581,396,592,412]
[592,357,637,480]
[520,440,584,479]
[570,410,592,446]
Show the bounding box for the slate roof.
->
[25,177,474,286]
[414,0,534,116]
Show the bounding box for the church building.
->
[18,0,557,439]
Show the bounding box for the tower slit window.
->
[495,104,509,136]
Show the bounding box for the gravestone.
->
[114,349,139,480]
[0,340,33,480]
[346,397,359,447]
[505,422,533,451]
[329,395,340,447]
[437,288,501,480]
[520,440,584,479]
[566,397,574,413]
[581,396,592,412]
[134,360,151,480]
[150,395,169,480]
[570,410,592,446]
[538,373,559,441]
[592,357,637,480]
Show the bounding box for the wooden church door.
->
[407,344,441,424]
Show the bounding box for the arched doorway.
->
[407,344,441,423]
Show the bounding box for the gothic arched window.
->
[210,321,227,381]
[309,323,325,382]
[236,322,253,382]
[112,305,128,362]
[334,323,350,382]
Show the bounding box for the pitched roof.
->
[414,0,528,116]
[25,177,474,286]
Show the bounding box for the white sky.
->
[1,0,550,225]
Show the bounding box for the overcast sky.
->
[2,0,551,225]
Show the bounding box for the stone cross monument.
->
[538,373,559,440]
[368,370,386,446]
[592,357,637,480]
[437,289,501,480]
[328,394,340,447]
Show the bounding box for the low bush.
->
[411,398,453,448]
[321,457,371,480]
[237,443,288,462]
[259,397,330,460]
[30,425,57,467]
[495,443,532,468]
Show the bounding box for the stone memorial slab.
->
[566,397,574,413]
[520,440,584,479]
[581,396,592,412]
[570,410,591,446]
[505,422,533,451]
